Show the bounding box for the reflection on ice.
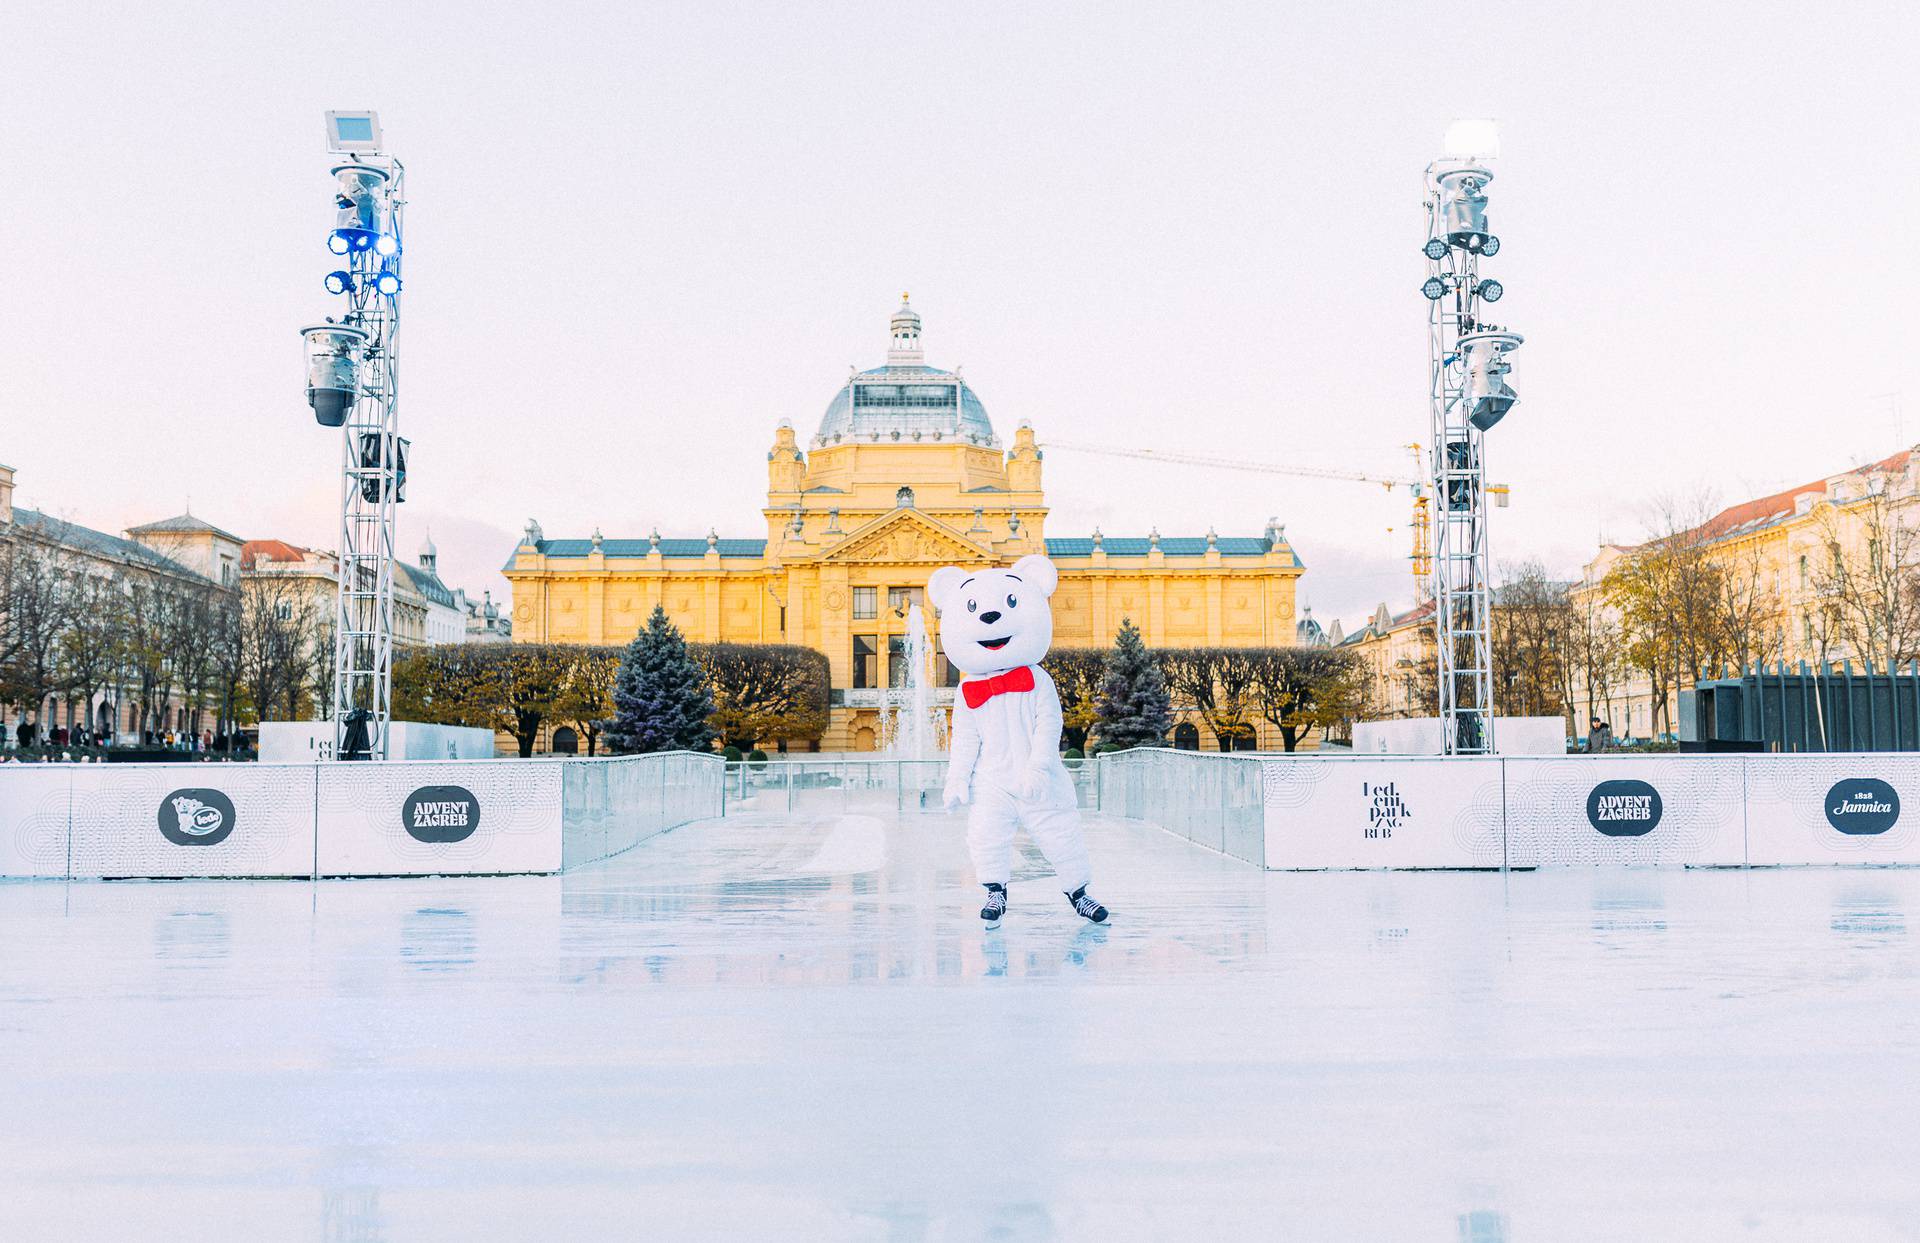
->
[3,810,1920,1238]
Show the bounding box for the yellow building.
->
[1570,446,1916,740]
[1336,599,1437,719]
[504,298,1305,750]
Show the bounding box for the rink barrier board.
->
[1096,751,1920,870]
[0,752,724,880]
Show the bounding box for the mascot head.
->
[926,554,1058,678]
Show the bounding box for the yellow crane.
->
[1040,440,1510,582]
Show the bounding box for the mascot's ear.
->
[1010,554,1058,598]
[926,565,968,614]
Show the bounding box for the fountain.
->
[878,603,947,759]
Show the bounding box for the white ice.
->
[3,807,1919,1241]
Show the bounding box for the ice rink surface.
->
[4,809,1920,1242]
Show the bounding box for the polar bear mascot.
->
[928,554,1109,927]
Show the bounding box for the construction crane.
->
[1042,440,1510,581]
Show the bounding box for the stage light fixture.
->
[1479,235,1500,257]
[1459,330,1523,431]
[300,323,370,427]
[1476,279,1503,303]
[373,232,400,257]
[374,267,401,296]
[1436,166,1493,252]
[1422,276,1447,300]
[1423,237,1448,261]
[323,270,352,295]
[327,232,351,255]
[329,163,392,256]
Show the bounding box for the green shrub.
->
[722,745,743,762]
[747,749,769,764]
[1063,747,1084,760]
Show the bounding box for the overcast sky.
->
[5,1,1916,630]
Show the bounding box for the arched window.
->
[895,486,915,508]
[551,726,579,754]
[1173,722,1200,750]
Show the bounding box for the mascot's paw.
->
[943,782,971,810]
[1019,766,1052,802]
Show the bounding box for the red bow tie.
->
[962,665,1036,709]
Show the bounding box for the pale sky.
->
[5,1,1916,631]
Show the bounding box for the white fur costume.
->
[928,555,1092,894]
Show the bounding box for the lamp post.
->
[301,111,408,760]
[1421,122,1523,756]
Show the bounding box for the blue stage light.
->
[1476,279,1504,303]
[373,233,399,257]
[1422,276,1446,300]
[375,269,401,296]
[323,271,352,295]
[327,231,352,255]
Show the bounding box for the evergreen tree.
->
[1093,617,1174,749]
[603,606,716,754]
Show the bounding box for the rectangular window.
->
[852,587,877,620]
[1798,555,1808,586]
[934,636,959,687]
[889,636,909,688]
[852,635,878,689]
[888,586,924,617]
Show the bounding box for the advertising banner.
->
[1503,756,1744,867]
[1745,754,1920,865]
[315,760,561,876]
[66,763,319,879]
[1261,757,1505,869]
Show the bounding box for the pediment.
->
[820,509,994,565]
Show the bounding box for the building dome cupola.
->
[887,293,924,366]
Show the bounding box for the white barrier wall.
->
[0,752,720,879]
[1099,749,1920,870]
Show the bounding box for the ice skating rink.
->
[4,808,1920,1242]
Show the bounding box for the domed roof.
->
[814,299,997,447]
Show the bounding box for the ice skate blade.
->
[982,918,1003,930]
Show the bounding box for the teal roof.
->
[1045,535,1291,561]
[530,538,768,559]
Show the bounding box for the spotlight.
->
[299,323,370,427]
[374,267,401,296]
[323,270,352,295]
[1435,166,1493,252]
[327,232,351,255]
[1479,235,1500,257]
[1476,279,1503,303]
[1422,276,1447,300]
[329,163,392,257]
[1458,330,1523,431]
[373,233,400,257]
[1422,237,1448,261]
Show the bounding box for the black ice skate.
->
[1066,886,1109,924]
[980,883,1008,928]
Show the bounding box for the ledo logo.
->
[1825,778,1899,835]
[1586,779,1662,837]
[157,788,237,847]
[403,785,481,843]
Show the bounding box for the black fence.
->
[1684,662,1920,752]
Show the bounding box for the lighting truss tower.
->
[1422,154,1522,755]
[300,112,408,760]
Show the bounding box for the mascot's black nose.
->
[979,610,1002,625]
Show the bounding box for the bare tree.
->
[1494,559,1573,725]
[0,530,84,732]
[1604,493,1729,735]
[1809,481,1920,669]
[1247,646,1367,752]
[59,568,129,739]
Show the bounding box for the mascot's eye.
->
[966,599,977,614]
[1006,594,1018,609]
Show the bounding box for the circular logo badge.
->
[1825,779,1900,835]
[403,785,481,843]
[158,788,237,847]
[1587,779,1663,837]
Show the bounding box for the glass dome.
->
[814,299,997,446]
